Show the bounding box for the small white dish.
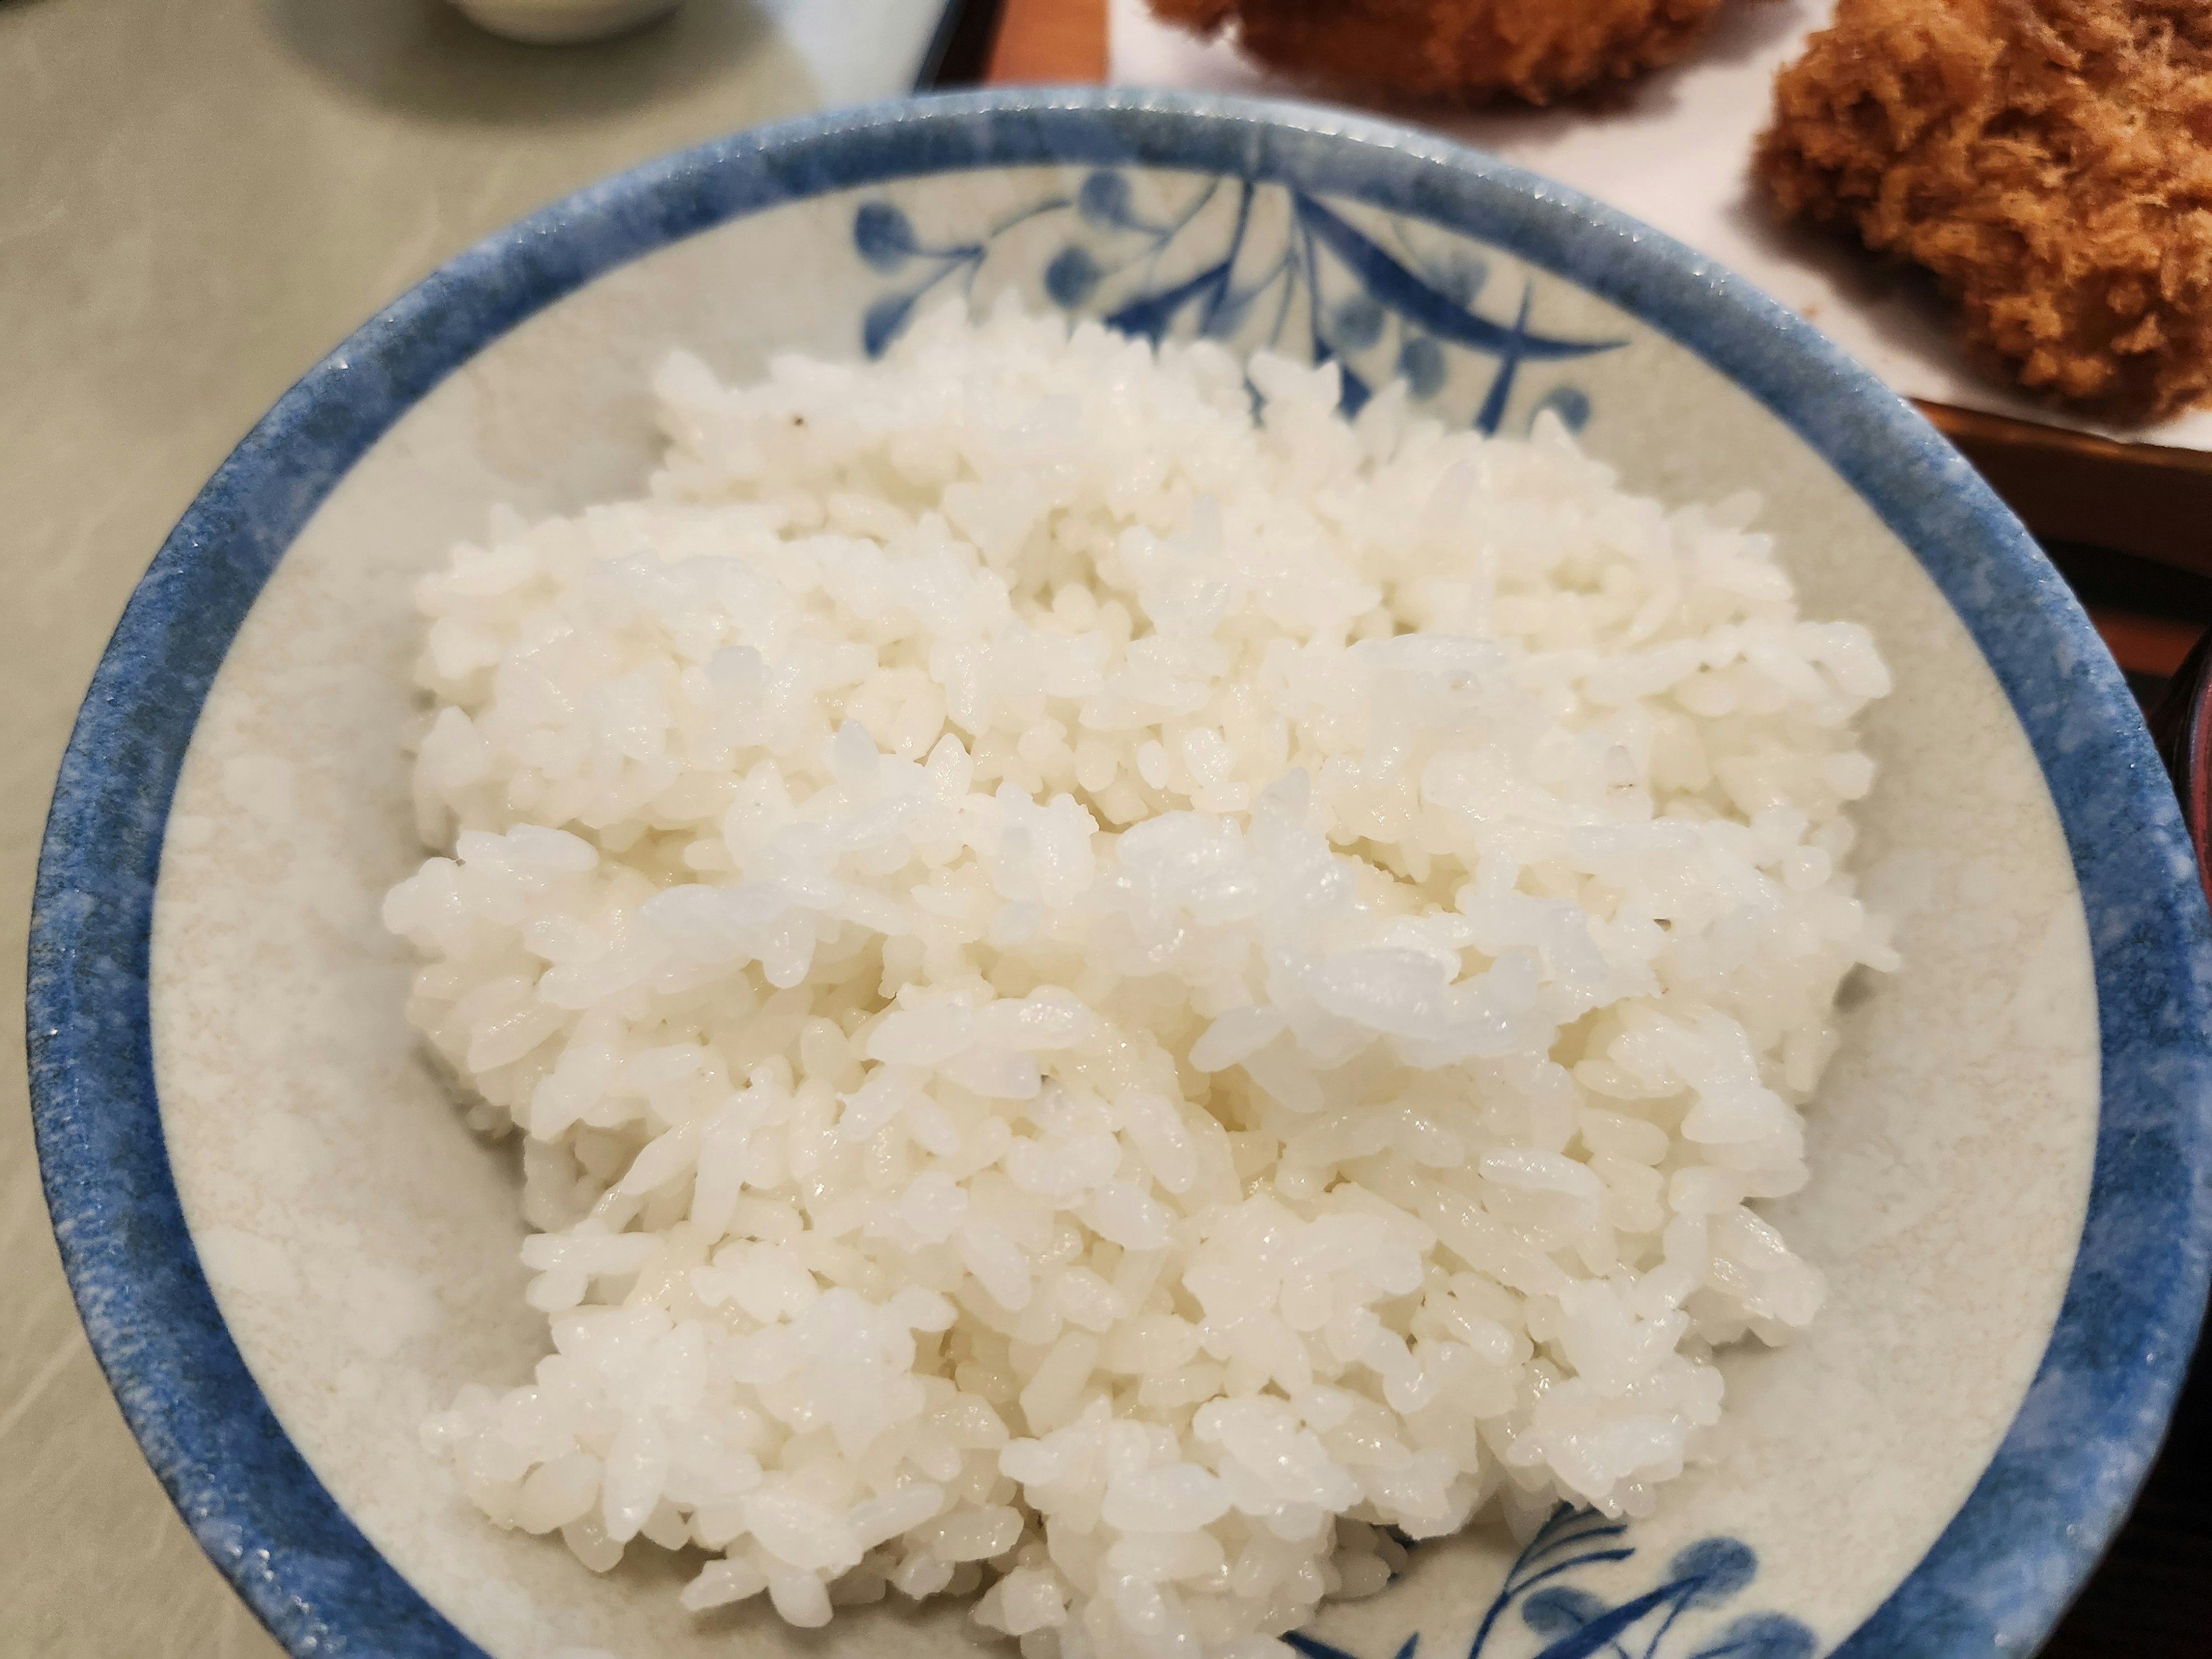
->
[452,0,684,46]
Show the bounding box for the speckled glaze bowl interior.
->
[29,90,2212,1659]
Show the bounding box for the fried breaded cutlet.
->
[1150,0,1736,106]
[1757,0,2212,421]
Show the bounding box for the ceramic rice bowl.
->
[29,89,2212,1659]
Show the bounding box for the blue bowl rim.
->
[26,86,2212,1659]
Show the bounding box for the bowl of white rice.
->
[29,89,2212,1659]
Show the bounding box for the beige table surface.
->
[0,2,950,1651]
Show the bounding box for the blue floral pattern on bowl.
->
[853,174,1623,435]
[1288,1509,1815,1659]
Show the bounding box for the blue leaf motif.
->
[1333,293,1385,351]
[1399,335,1446,399]
[1688,1612,1818,1659]
[862,291,917,358]
[1204,283,1254,339]
[1528,1584,1682,1659]
[1293,194,1623,364]
[853,202,918,272]
[1284,1631,1415,1659]
[1105,261,1230,343]
[1333,357,1373,417]
[1475,283,1538,435]
[1046,245,1103,309]
[1530,386,1593,433]
[1523,1508,1630,1566]
[1281,1510,1801,1659]
[1433,252,1488,307]
[1522,1585,1607,1638]
[1078,170,1137,229]
[1669,1539,1757,1609]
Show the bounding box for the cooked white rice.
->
[388,302,1895,1659]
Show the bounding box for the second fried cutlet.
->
[1150,0,1736,107]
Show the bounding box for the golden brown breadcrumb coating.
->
[1149,0,1734,107]
[1756,0,2212,421]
